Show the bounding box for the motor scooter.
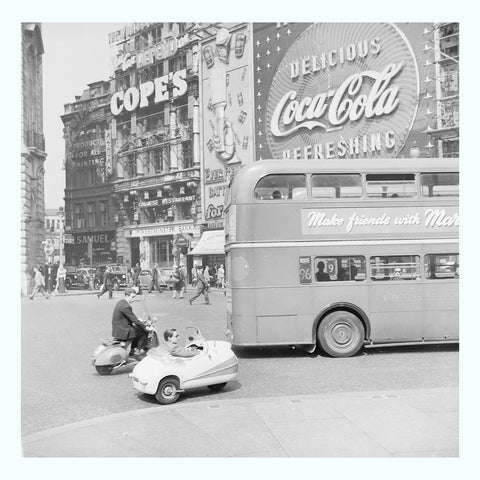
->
[92,294,158,375]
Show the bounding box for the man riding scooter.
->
[112,287,149,359]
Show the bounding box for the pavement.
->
[21,386,458,457]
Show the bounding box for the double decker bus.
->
[224,158,459,357]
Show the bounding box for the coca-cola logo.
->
[265,23,419,159]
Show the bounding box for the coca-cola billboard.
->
[254,23,423,160]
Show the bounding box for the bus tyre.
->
[317,311,365,358]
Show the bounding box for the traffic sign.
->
[63,234,74,244]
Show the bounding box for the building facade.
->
[21,23,47,295]
[425,23,459,157]
[44,208,64,264]
[62,80,115,267]
[63,23,228,275]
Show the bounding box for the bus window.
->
[314,256,365,281]
[311,174,362,199]
[425,254,459,279]
[254,174,307,200]
[366,174,416,198]
[420,173,459,197]
[370,255,421,280]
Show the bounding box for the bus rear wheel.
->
[317,311,364,358]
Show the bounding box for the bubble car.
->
[129,326,238,404]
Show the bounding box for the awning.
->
[188,230,225,256]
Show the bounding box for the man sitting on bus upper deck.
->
[315,262,330,282]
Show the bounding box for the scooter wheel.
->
[95,365,114,375]
[155,377,181,405]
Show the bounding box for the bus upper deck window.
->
[420,173,459,197]
[366,174,416,198]
[311,174,362,199]
[254,174,306,201]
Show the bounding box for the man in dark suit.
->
[98,266,113,299]
[111,288,148,356]
[188,265,211,305]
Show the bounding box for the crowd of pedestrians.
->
[26,261,226,307]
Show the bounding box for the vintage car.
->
[64,266,89,290]
[94,264,129,290]
[130,326,239,404]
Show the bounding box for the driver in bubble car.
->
[163,328,202,357]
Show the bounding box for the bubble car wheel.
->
[317,311,364,358]
[155,378,181,405]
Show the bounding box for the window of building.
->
[370,255,421,281]
[366,174,416,198]
[311,174,362,199]
[442,140,459,159]
[314,256,366,282]
[86,202,96,227]
[151,237,173,265]
[420,172,459,197]
[99,200,109,226]
[181,141,193,169]
[74,204,85,229]
[254,174,307,200]
[168,53,187,73]
[177,104,189,125]
[424,254,459,279]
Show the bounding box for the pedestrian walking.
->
[29,266,49,299]
[132,262,142,293]
[97,267,113,299]
[188,265,211,305]
[179,263,188,295]
[148,263,162,293]
[191,265,197,287]
[171,266,185,299]
[217,264,225,289]
[204,264,211,286]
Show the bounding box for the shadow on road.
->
[233,345,317,359]
[233,342,459,359]
[364,343,459,356]
[134,379,242,405]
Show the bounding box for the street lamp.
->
[57,206,66,293]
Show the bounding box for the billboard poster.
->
[253,22,438,160]
[200,24,254,226]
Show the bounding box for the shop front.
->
[64,230,116,266]
[127,221,200,271]
[188,229,225,285]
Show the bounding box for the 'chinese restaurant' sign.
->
[301,207,459,236]
[254,23,420,159]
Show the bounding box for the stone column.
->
[193,98,200,166]
[169,108,178,170]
